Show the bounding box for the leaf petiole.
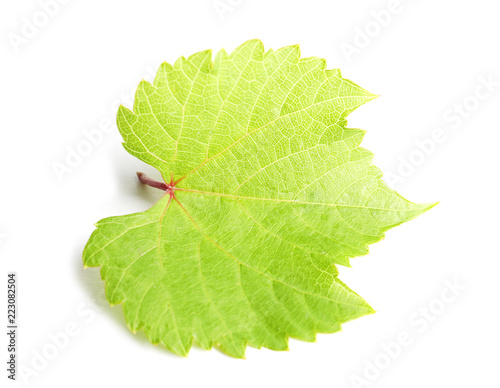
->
[137,172,172,192]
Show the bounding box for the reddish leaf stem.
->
[136,172,169,191]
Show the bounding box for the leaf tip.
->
[420,201,439,214]
[366,306,377,315]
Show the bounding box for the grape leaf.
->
[83,39,435,358]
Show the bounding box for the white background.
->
[1,0,499,387]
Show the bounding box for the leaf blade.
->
[83,40,434,357]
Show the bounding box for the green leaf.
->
[83,39,435,358]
